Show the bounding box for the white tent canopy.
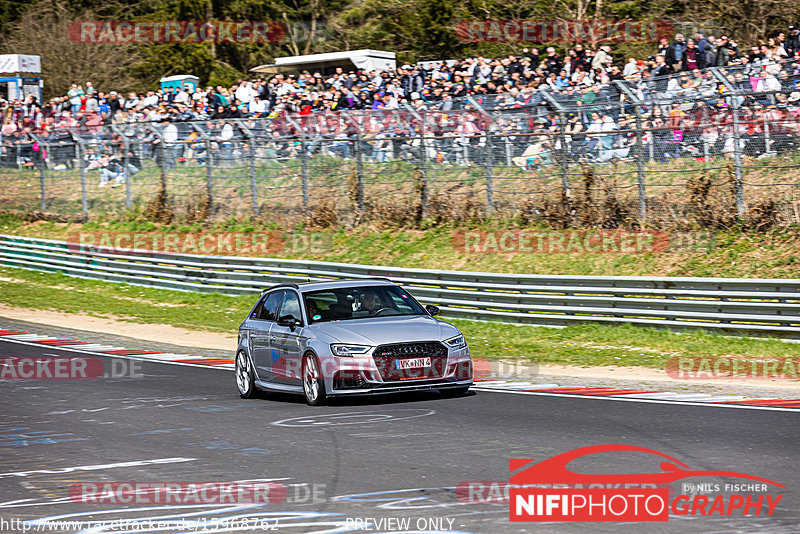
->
[250,49,396,75]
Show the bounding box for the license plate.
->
[395,357,431,370]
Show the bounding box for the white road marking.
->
[0,457,196,479]
[471,387,800,413]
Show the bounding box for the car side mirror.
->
[278,315,299,328]
[426,304,440,316]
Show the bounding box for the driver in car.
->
[360,291,381,315]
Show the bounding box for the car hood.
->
[310,315,459,346]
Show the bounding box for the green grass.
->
[3,265,800,369]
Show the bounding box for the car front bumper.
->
[327,377,473,397]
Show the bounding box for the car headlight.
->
[330,344,372,357]
[445,334,466,349]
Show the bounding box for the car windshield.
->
[303,285,426,323]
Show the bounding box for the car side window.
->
[278,292,302,322]
[258,291,284,321]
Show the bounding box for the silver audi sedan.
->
[235,279,473,405]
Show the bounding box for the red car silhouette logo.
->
[510,444,785,487]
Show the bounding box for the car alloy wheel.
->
[302,353,326,406]
[236,350,256,398]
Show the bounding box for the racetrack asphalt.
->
[1,327,798,533]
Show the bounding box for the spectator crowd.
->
[2,25,800,174]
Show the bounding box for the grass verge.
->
[2,265,800,369]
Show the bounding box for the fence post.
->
[205,137,214,211]
[558,111,570,200]
[731,101,745,218]
[354,132,365,212]
[39,158,47,211]
[300,135,309,212]
[111,125,132,210]
[160,142,167,200]
[763,113,773,157]
[233,122,259,216]
[145,125,170,213]
[711,70,745,218]
[122,138,132,210]
[484,132,495,216]
[613,80,648,224]
[30,133,47,211]
[419,132,429,218]
[539,89,570,201]
[249,137,259,216]
[402,103,430,218]
[76,139,88,218]
[634,109,647,224]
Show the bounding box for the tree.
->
[0,1,143,98]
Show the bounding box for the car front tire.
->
[302,353,326,406]
[236,350,256,399]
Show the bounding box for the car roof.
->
[262,278,395,294]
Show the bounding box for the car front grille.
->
[372,341,448,381]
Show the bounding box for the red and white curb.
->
[0,328,236,370]
[2,327,799,410]
[472,380,800,409]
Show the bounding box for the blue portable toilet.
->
[159,75,199,93]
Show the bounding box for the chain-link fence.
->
[2,65,800,228]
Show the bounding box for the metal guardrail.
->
[1,234,799,338]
